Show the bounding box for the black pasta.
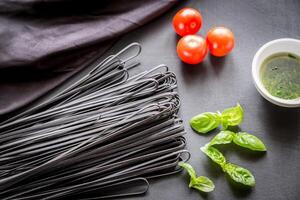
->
[0,43,189,199]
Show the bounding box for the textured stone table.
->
[16,0,300,199]
[116,0,300,199]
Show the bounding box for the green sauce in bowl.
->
[260,52,300,100]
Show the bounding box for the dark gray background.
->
[18,0,300,199]
[117,0,300,199]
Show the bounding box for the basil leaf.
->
[201,145,226,167]
[178,162,197,180]
[209,130,235,146]
[190,176,215,192]
[220,117,229,130]
[178,162,215,193]
[233,132,267,151]
[190,112,221,134]
[223,163,255,187]
[221,104,244,129]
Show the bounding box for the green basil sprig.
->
[208,130,267,152]
[178,162,215,192]
[190,104,243,134]
[223,163,255,187]
[178,161,196,180]
[233,132,267,151]
[220,104,244,129]
[209,130,235,146]
[190,112,221,134]
[190,176,215,192]
[200,145,226,166]
[201,145,255,187]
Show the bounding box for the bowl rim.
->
[252,38,300,108]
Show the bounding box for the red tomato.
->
[172,8,203,36]
[177,35,208,64]
[206,27,235,57]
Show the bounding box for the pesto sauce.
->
[260,52,300,100]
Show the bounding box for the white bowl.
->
[252,38,300,108]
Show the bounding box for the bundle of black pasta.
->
[0,43,189,199]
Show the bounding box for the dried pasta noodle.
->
[0,43,190,199]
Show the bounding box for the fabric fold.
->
[0,0,178,116]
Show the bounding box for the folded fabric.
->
[0,0,178,116]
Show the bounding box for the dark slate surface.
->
[14,0,300,199]
[114,0,300,199]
